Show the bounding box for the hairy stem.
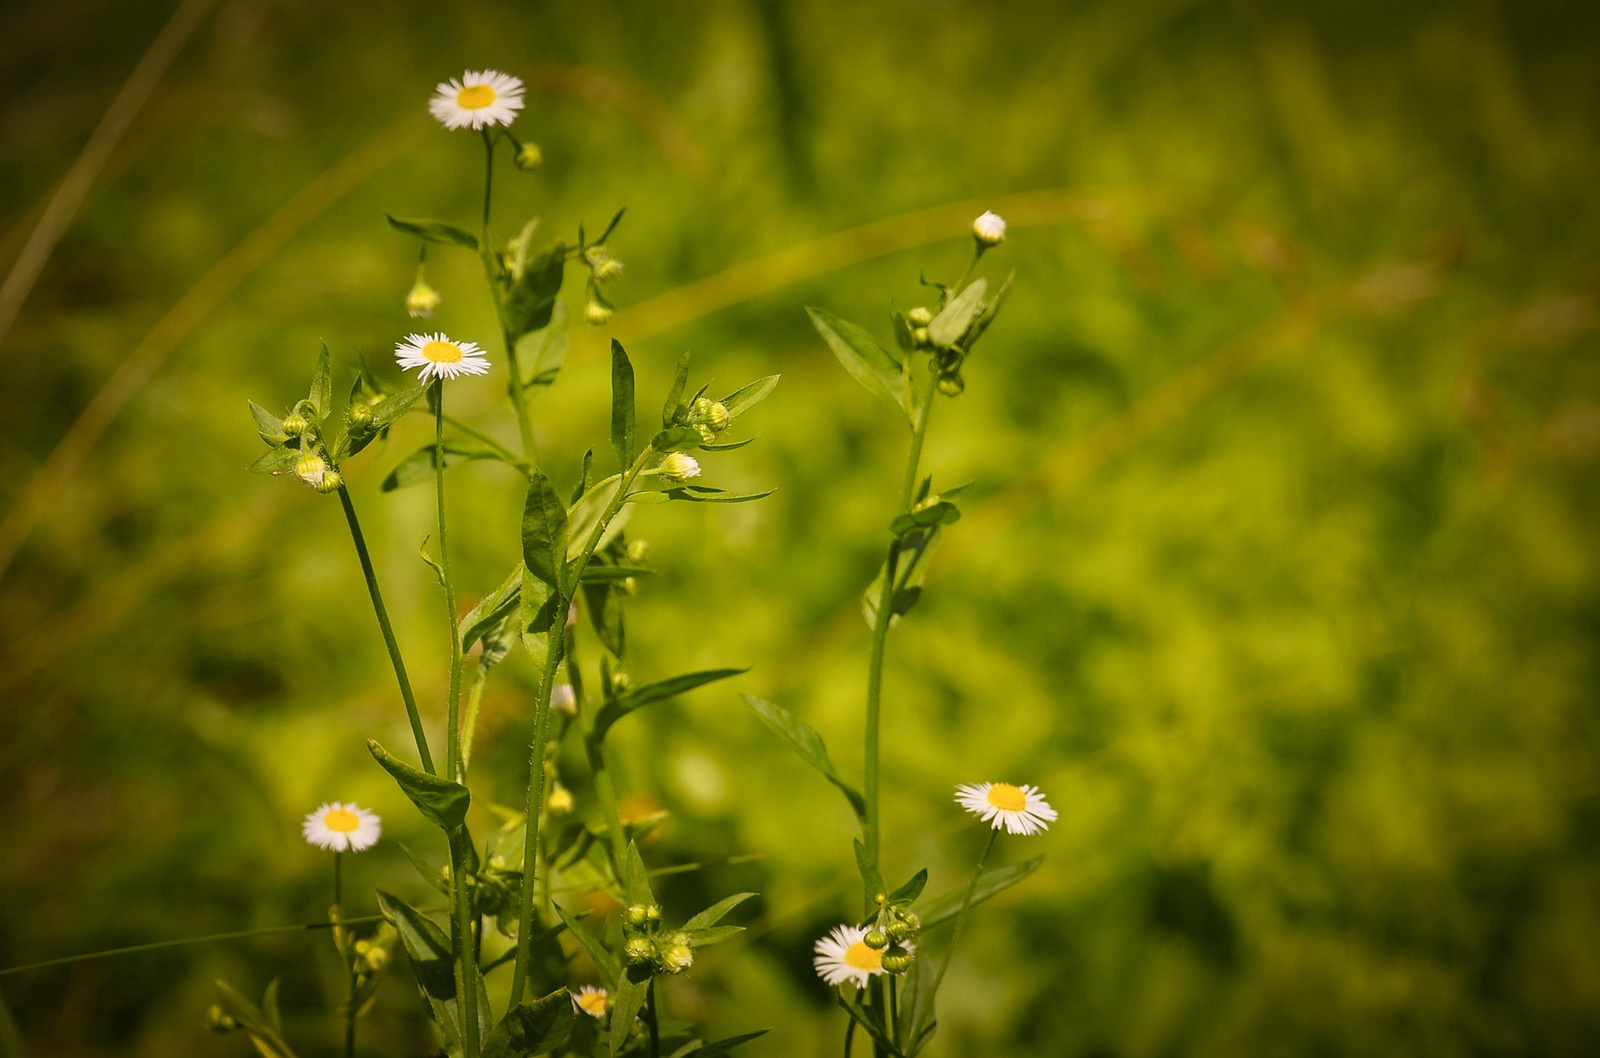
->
[337,484,435,774]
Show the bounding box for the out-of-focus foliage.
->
[2,0,1599,1054]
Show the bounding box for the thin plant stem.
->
[333,852,357,1058]
[646,979,661,1058]
[843,1016,856,1058]
[337,483,435,774]
[476,128,538,463]
[461,661,489,771]
[333,850,343,909]
[0,918,385,977]
[448,829,482,1058]
[863,372,941,877]
[923,828,1000,1009]
[888,975,899,1050]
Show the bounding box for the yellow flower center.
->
[421,339,463,364]
[324,808,361,832]
[843,941,882,972]
[986,783,1026,812]
[456,84,497,109]
[577,991,608,1017]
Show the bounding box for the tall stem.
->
[646,979,662,1058]
[337,484,435,775]
[863,373,940,878]
[436,384,464,782]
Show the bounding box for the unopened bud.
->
[657,452,700,483]
[626,539,650,562]
[881,949,915,974]
[645,905,662,924]
[898,910,920,931]
[283,411,308,438]
[551,683,577,715]
[907,306,934,327]
[364,946,389,973]
[595,258,624,282]
[584,299,614,326]
[937,374,965,396]
[315,469,343,494]
[864,929,889,950]
[295,453,328,488]
[625,904,652,928]
[547,784,574,815]
[662,944,694,973]
[693,423,716,445]
[886,919,912,943]
[624,937,656,966]
[514,141,543,171]
[611,671,632,693]
[204,1005,238,1032]
[971,210,1007,247]
[347,402,374,430]
[406,278,441,318]
[911,327,931,347]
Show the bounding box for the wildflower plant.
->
[237,67,776,1058]
[745,213,1041,1055]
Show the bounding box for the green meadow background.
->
[3,0,1600,1054]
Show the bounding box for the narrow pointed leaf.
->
[663,351,691,427]
[720,374,779,421]
[854,839,887,907]
[248,445,300,475]
[386,213,479,250]
[307,344,332,421]
[367,739,469,828]
[623,840,654,907]
[807,308,908,421]
[609,970,651,1057]
[249,401,288,444]
[552,901,618,988]
[591,668,748,743]
[521,470,569,589]
[503,241,567,338]
[676,1030,771,1057]
[684,892,757,930]
[610,339,636,470]
[889,869,928,905]
[664,485,775,504]
[461,564,524,653]
[380,440,507,491]
[743,695,866,821]
[651,426,702,453]
[917,857,1044,928]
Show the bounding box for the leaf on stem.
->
[742,695,867,821]
[503,240,567,339]
[307,343,333,422]
[385,213,479,250]
[247,445,300,475]
[552,901,619,989]
[672,1030,771,1058]
[684,893,757,930]
[664,485,775,504]
[367,739,470,828]
[376,891,487,1054]
[590,668,749,743]
[460,564,524,653]
[609,968,651,1057]
[380,440,508,492]
[720,374,780,421]
[248,401,288,445]
[518,301,570,392]
[916,857,1044,929]
[927,278,988,349]
[521,470,570,590]
[662,351,691,428]
[610,339,636,471]
[483,987,575,1058]
[854,838,887,907]
[650,426,702,453]
[807,307,909,422]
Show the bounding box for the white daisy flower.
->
[394,332,491,384]
[302,802,382,852]
[657,453,700,483]
[955,781,1057,835]
[571,985,609,1019]
[971,210,1007,247]
[429,69,525,130]
[813,924,885,989]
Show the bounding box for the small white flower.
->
[550,683,577,715]
[571,985,609,1019]
[662,943,694,973]
[295,453,327,488]
[429,69,525,130]
[658,453,700,483]
[971,210,1007,247]
[302,801,382,852]
[395,332,491,384]
[955,781,1056,835]
[813,924,885,989]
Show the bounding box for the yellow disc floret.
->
[985,783,1026,812]
[421,339,463,364]
[843,941,882,972]
[324,808,361,832]
[456,84,496,109]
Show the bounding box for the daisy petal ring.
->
[395,332,491,383]
[302,802,382,852]
[955,781,1057,835]
[429,70,525,130]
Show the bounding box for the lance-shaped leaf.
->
[519,567,559,675]
[807,308,908,421]
[386,213,479,250]
[461,564,523,653]
[367,739,470,829]
[521,470,569,590]
[249,401,289,444]
[590,669,748,743]
[650,426,702,453]
[673,1030,771,1058]
[553,901,619,988]
[700,437,754,452]
[898,946,939,1055]
[684,893,757,931]
[609,968,651,1057]
[213,980,298,1058]
[610,339,636,471]
[889,868,928,905]
[665,485,775,504]
[662,351,691,427]
[483,988,576,1058]
[622,840,654,907]
[577,564,653,583]
[503,241,567,338]
[743,695,866,821]
[381,440,508,491]
[720,374,779,421]
[307,343,333,421]
[964,270,1013,348]
[248,445,300,475]
[927,277,988,349]
[917,857,1044,929]
[377,891,489,1054]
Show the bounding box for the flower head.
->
[295,453,327,488]
[972,210,1007,247]
[406,278,441,318]
[657,452,700,483]
[429,69,524,130]
[955,781,1056,835]
[302,801,382,852]
[814,924,891,989]
[571,985,609,1019]
[395,332,491,384]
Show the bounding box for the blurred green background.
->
[4,0,1600,1054]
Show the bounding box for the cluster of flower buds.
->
[865,896,921,975]
[890,212,1013,399]
[282,406,344,494]
[621,903,696,974]
[686,395,731,445]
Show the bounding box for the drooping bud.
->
[624,937,656,966]
[295,453,328,488]
[406,278,442,318]
[898,910,921,931]
[881,948,915,974]
[886,919,912,943]
[595,258,624,282]
[315,469,344,494]
[514,141,544,171]
[547,784,574,815]
[283,411,308,438]
[551,683,577,715]
[907,306,934,327]
[971,210,1007,247]
[937,373,965,396]
[584,299,614,326]
[657,453,701,483]
[864,929,889,950]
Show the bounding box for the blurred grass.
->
[3,0,1600,1055]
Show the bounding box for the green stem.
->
[646,979,661,1058]
[341,855,357,1058]
[888,975,899,1051]
[448,829,482,1058]
[0,918,385,977]
[923,828,1000,1011]
[461,661,489,771]
[333,850,343,909]
[843,1017,856,1058]
[476,128,538,464]
[337,484,435,775]
[863,373,940,880]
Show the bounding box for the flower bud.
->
[907,306,934,327]
[626,539,650,562]
[881,949,915,974]
[611,671,632,693]
[645,905,662,924]
[295,453,328,488]
[864,929,889,950]
[595,258,625,282]
[938,374,965,396]
[364,946,389,973]
[204,1004,239,1031]
[283,411,308,438]
[625,904,652,929]
[898,910,920,931]
[624,937,656,966]
[971,210,1007,247]
[662,943,694,973]
[406,278,441,318]
[693,423,717,445]
[657,452,700,483]
[315,469,343,494]
[547,784,574,815]
[514,141,543,171]
[584,299,614,326]
[912,327,931,348]
[886,919,912,943]
[347,401,374,430]
[551,683,577,715]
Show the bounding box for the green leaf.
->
[742,695,866,821]
[662,351,691,427]
[623,840,654,907]
[519,301,569,390]
[503,241,567,338]
[610,339,636,471]
[308,343,332,421]
[386,212,479,250]
[247,445,300,475]
[578,564,653,583]
[651,426,702,453]
[807,307,908,421]
[889,869,928,905]
[699,437,754,452]
[720,374,779,421]
[928,278,988,349]
[367,385,427,430]
[583,581,625,657]
[367,739,470,828]
[213,979,299,1058]
[248,401,289,444]
[609,969,651,1057]
[519,567,559,673]
[399,842,449,894]
[590,669,748,743]
[684,892,757,930]
[862,527,942,629]
[377,891,486,1055]
[964,270,1014,348]
[461,564,524,653]
[552,901,618,988]
[664,485,775,504]
[674,1030,771,1058]
[483,988,576,1058]
[380,440,504,491]
[888,501,960,536]
[917,857,1044,929]
[854,839,887,906]
[521,470,570,590]
[899,945,938,1055]
[682,925,743,947]
[591,206,626,246]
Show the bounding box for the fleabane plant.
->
[746,215,1040,1056]
[237,67,777,1058]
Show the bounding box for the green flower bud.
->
[584,299,614,326]
[657,452,701,483]
[907,306,934,327]
[364,946,389,973]
[662,944,694,973]
[911,327,931,348]
[898,910,921,931]
[595,258,625,281]
[881,949,915,974]
[204,1004,238,1032]
[624,937,657,966]
[937,373,965,396]
[315,469,343,494]
[295,452,328,489]
[514,141,543,171]
[645,905,663,924]
[347,401,374,430]
[611,671,632,693]
[406,278,441,318]
[886,919,912,943]
[625,904,652,929]
[282,412,308,438]
[864,929,889,950]
[693,423,717,445]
